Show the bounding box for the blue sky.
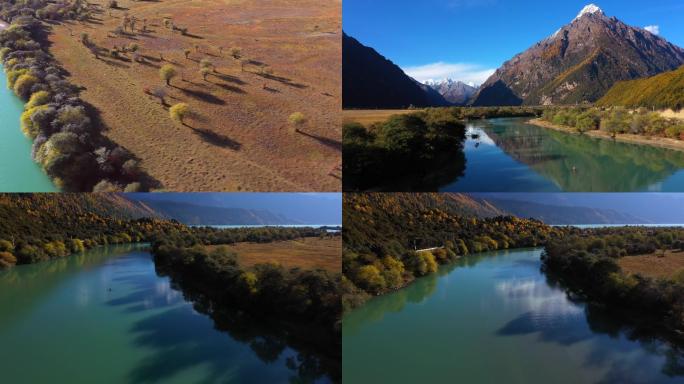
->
[344,0,684,84]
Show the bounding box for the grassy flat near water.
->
[343,109,416,126]
[618,250,684,281]
[48,0,341,191]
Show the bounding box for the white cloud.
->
[644,25,660,35]
[402,62,495,86]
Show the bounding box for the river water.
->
[343,248,683,383]
[440,118,684,192]
[0,244,333,383]
[0,65,56,191]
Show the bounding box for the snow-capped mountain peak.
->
[424,79,479,105]
[575,4,603,20]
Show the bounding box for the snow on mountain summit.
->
[575,4,603,19]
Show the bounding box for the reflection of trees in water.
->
[122,267,341,383]
[484,119,684,191]
[344,250,515,334]
[542,271,684,381]
[383,149,467,192]
[0,244,139,330]
[343,271,440,335]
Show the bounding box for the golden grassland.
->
[342,109,418,126]
[618,250,684,280]
[49,0,341,191]
[208,236,341,273]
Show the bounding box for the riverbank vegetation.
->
[0,3,154,191]
[543,226,684,341]
[540,106,684,140]
[342,193,567,311]
[0,193,188,267]
[343,106,544,191]
[343,109,467,191]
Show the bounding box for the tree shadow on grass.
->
[212,72,247,85]
[138,60,161,69]
[187,125,242,150]
[298,130,341,152]
[175,86,226,105]
[256,72,308,89]
[212,81,246,94]
[98,57,131,69]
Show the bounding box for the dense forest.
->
[343,107,543,191]
[540,107,684,140]
[0,193,185,267]
[598,65,684,111]
[0,0,152,191]
[343,109,467,191]
[342,193,567,311]
[543,227,684,341]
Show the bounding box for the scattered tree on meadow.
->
[200,67,211,81]
[183,48,191,59]
[288,112,306,133]
[160,64,177,86]
[150,86,167,104]
[170,103,190,124]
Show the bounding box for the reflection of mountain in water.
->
[483,118,684,191]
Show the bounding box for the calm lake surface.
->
[440,118,684,192]
[0,66,56,192]
[0,244,333,383]
[343,248,684,383]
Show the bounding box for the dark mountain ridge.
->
[342,33,450,108]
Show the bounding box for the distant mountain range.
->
[342,33,450,108]
[597,64,684,110]
[345,4,684,108]
[480,197,645,225]
[425,79,479,106]
[130,199,294,225]
[472,4,684,106]
[339,193,645,225]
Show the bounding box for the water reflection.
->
[144,265,341,383]
[442,118,684,192]
[0,244,138,330]
[343,249,684,383]
[0,245,337,383]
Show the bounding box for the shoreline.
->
[528,118,684,153]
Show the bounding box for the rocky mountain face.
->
[342,33,449,108]
[472,4,684,106]
[425,79,478,105]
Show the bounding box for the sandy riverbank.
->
[528,118,684,153]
